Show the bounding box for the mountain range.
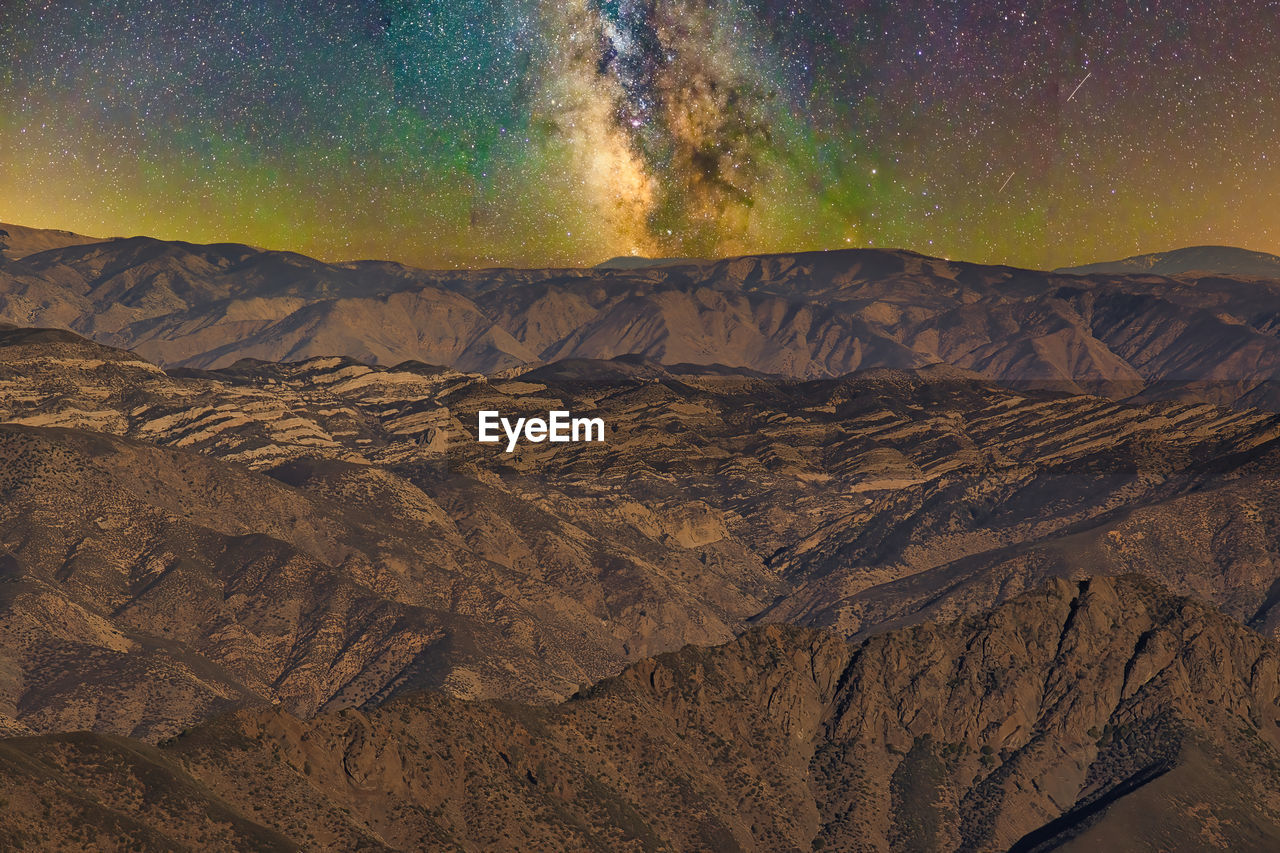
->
[6,224,1280,409]
[6,223,1280,848]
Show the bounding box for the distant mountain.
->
[594,255,707,269]
[0,221,107,259]
[1057,245,1280,278]
[4,232,1280,409]
[5,577,1280,851]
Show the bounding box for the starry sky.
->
[1,1,1278,269]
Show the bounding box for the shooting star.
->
[1066,72,1092,102]
[998,171,1015,193]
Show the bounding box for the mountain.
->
[1057,246,1280,279]
[594,256,707,269]
[6,325,1280,747]
[5,228,1280,849]
[3,576,1280,851]
[5,231,1280,408]
[0,326,783,739]
[0,221,107,260]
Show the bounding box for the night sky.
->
[1,1,1277,269]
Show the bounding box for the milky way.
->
[1,1,1278,268]
[541,0,789,257]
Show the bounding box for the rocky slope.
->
[0,326,786,740]
[5,226,1280,408]
[6,325,1280,746]
[2,577,1279,851]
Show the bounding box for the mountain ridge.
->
[6,227,1280,409]
[0,221,108,260]
[1057,245,1280,278]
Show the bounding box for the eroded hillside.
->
[5,326,1280,747]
